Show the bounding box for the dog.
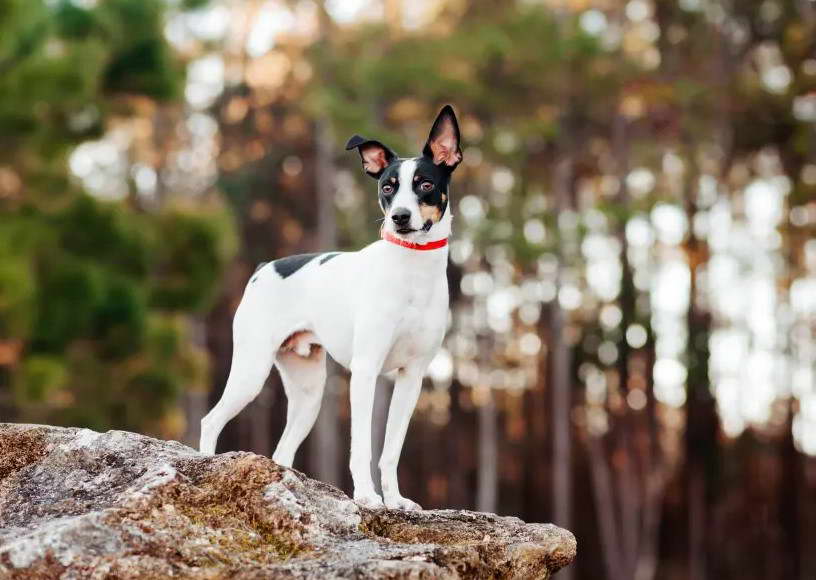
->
[199,105,462,510]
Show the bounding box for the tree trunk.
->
[611,112,642,580]
[371,377,391,495]
[308,117,343,486]
[246,386,273,456]
[682,147,716,580]
[687,463,706,580]
[549,22,575,555]
[587,435,625,580]
[636,338,665,580]
[447,379,470,508]
[310,366,343,486]
[634,472,666,580]
[551,156,573,552]
[181,317,208,447]
[477,386,498,513]
[779,396,803,579]
[181,390,208,448]
[525,314,550,520]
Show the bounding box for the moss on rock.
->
[0,424,575,578]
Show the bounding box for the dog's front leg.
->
[349,357,386,508]
[379,364,424,510]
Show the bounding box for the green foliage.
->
[54,1,98,40]
[0,0,230,437]
[98,0,183,100]
[150,208,238,313]
[4,197,235,431]
[55,196,152,279]
[14,355,66,404]
[0,221,37,337]
[32,256,106,352]
[181,0,210,10]
[94,277,148,359]
[0,0,185,184]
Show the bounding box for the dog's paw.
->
[354,492,385,509]
[384,495,423,511]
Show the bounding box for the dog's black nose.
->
[391,208,411,226]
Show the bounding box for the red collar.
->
[381,230,448,251]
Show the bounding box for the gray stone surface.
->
[0,423,576,578]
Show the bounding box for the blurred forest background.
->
[2,0,816,578]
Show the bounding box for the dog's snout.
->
[391,208,411,226]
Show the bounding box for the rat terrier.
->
[199,106,463,510]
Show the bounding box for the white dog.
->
[200,106,463,510]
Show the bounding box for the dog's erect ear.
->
[345,135,397,178]
[423,105,462,170]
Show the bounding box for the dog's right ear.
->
[345,135,397,179]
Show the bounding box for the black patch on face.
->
[273,253,320,278]
[376,159,403,211]
[412,157,451,222]
[319,252,341,264]
[376,158,452,222]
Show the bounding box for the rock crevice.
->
[0,424,575,578]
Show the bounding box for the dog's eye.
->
[420,181,434,192]
[382,184,394,194]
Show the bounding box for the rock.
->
[0,424,576,579]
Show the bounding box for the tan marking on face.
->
[420,203,442,223]
[441,192,447,202]
[389,176,397,183]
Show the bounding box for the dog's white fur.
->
[199,115,459,510]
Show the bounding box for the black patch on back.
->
[273,253,320,278]
[319,252,341,265]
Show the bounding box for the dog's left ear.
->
[345,135,397,178]
[423,105,462,170]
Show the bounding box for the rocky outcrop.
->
[0,423,576,578]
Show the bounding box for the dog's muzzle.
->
[391,207,416,234]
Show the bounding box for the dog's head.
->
[346,105,462,242]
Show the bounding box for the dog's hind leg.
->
[272,338,326,467]
[199,298,279,455]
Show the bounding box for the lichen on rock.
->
[0,424,576,578]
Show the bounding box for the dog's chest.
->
[382,278,446,371]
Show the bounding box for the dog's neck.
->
[381,230,448,250]
[380,210,451,262]
[378,218,450,282]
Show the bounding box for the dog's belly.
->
[315,329,354,369]
[382,338,422,373]
[316,314,436,373]
[307,308,355,369]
